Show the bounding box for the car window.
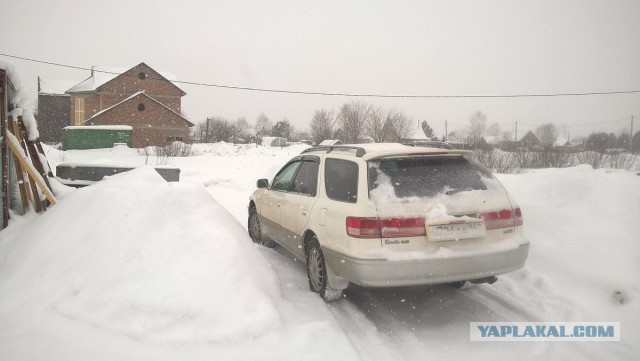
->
[368,156,503,198]
[272,161,301,191]
[324,158,358,203]
[291,161,319,196]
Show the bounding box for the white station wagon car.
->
[248,144,529,301]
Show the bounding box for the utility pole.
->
[631,115,634,152]
[445,120,448,141]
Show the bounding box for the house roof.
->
[553,135,575,147]
[83,91,194,127]
[520,130,540,143]
[66,63,181,93]
[39,78,80,95]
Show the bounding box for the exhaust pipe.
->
[470,276,498,285]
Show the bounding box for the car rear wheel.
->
[248,207,276,248]
[306,240,343,302]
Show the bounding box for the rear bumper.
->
[323,243,529,288]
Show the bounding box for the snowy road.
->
[188,143,639,361]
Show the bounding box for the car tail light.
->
[514,207,523,226]
[480,208,523,230]
[379,217,426,237]
[346,217,426,238]
[346,217,381,238]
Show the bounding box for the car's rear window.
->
[368,156,502,198]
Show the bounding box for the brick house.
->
[65,62,193,147]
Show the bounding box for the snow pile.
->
[0,167,282,343]
[496,165,640,346]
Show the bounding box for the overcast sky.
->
[1,0,639,139]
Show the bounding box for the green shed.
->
[63,125,133,150]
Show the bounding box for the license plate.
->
[426,221,486,242]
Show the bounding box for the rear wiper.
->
[445,188,473,195]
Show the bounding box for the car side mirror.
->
[257,179,269,188]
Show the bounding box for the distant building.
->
[66,62,193,148]
[38,62,193,148]
[319,139,343,145]
[261,137,287,147]
[37,78,78,143]
[519,131,540,149]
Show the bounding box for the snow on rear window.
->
[368,156,504,199]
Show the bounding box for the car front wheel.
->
[248,207,276,248]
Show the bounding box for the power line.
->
[3,52,640,99]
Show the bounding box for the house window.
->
[74,97,84,125]
[138,72,147,80]
[138,103,145,111]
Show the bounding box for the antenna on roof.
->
[91,66,95,76]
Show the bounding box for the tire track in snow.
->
[327,300,398,361]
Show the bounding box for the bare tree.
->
[501,130,513,142]
[365,106,387,142]
[468,111,487,147]
[387,109,413,142]
[487,122,501,137]
[535,123,558,149]
[235,117,250,142]
[338,101,372,143]
[310,109,337,145]
[255,113,272,138]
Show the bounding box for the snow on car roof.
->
[302,143,472,159]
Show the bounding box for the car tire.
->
[248,207,276,248]
[306,239,343,302]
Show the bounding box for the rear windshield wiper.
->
[445,188,473,195]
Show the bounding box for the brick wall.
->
[37,94,70,143]
[85,93,191,147]
[98,63,184,113]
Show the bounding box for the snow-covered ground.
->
[0,143,638,360]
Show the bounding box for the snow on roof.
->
[39,79,80,95]
[64,125,133,130]
[554,135,569,147]
[87,91,145,119]
[484,135,501,145]
[66,65,179,93]
[83,91,194,127]
[319,139,343,145]
[405,121,429,140]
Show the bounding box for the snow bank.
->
[0,167,282,344]
[496,165,640,342]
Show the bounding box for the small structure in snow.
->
[319,139,343,145]
[261,136,287,147]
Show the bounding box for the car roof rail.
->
[301,145,367,157]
